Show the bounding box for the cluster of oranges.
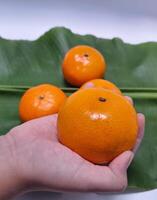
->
[19,45,138,164]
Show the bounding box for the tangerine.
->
[57,88,137,164]
[80,79,122,95]
[19,84,67,122]
[62,45,106,87]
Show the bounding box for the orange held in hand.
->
[80,79,122,95]
[62,45,106,87]
[19,84,67,122]
[57,88,138,164]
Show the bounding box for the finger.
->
[31,114,58,141]
[109,114,145,175]
[65,158,128,192]
[109,151,134,176]
[125,96,133,105]
[15,114,58,141]
[82,82,94,89]
[133,113,145,153]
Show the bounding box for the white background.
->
[0,0,156,199]
[0,0,156,44]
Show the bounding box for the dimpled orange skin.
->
[57,88,138,164]
[19,84,67,122]
[80,79,122,95]
[62,45,106,87]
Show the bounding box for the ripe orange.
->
[80,79,122,95]
[62,45,106,87]
[57,88,138,164]
[19,84,67,122]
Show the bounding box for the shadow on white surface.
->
[16,189,157,200]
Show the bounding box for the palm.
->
[7,113,144,192]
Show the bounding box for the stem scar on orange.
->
[57,88,138,164]
[62,45,107,87]
[80,79,122,95]
[19,84,67,122]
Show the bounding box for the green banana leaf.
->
[0,27,157,190]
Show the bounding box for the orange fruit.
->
[57,88,137,164]
[80,79,122,95]
[19,84,67,122]
[62,45,106,87]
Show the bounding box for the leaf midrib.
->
[0,85,157,99]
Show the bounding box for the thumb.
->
[109,151,134,176]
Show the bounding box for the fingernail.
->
[125,96,133,105]
[138,113,145,121]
